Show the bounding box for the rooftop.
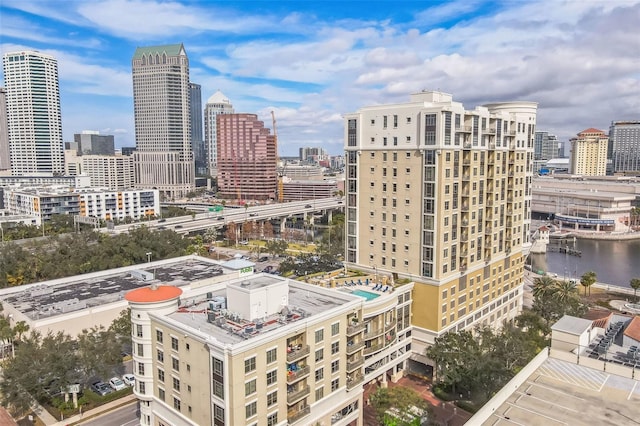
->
[481,357,640,425]
[1,256,229,321]
[551,315,593,335]
[166,274,361,346]
[132,43,185,59]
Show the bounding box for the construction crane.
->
[271,111,284,202]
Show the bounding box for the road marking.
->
[526,380,587,401]
[505,402,568,425]
[515,391,578,412]
[628,380,638,401]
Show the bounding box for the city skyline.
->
[0,0,639,156]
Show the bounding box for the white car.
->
[109,377,127,391]
[122,374,135,387]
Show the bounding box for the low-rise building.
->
[126,273,413,426]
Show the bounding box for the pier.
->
[547,245,582,256]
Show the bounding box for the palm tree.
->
[532,276,557,299]
[13,321,29,343]
[630,278,640,302]
[580,271,597,296]
[555,280,577,303]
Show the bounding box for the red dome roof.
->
[125,285,182,303]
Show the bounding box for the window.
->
[213,379,223,399]
[214,405,224,422]
[331,322,339,336]
[331,378,339,391]
[245,357,256,373]
[267,391,278,406]
[213,358,223,375]
[158,388,165,401]
[136,324,143,338]
[315,329,324,343]
[266,370,277,385]
[171,337,179,351]
[157,349,164,362]
[173,377,180,391]
[331,341,339,355]
[138,363,145,375]
[173,397,181,411]
[266,348,277,364]
[315,368,324,381]
[137,343,144,357]
[331,360,339,373]
[138,381,145,395]
[158,368,165,382]
[246,401,257,419]
[267,413,278,426]
[316,387,324,400]
[245,379,256,396]
[315,348,324,362]
[172,357,179,371]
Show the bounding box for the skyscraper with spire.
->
[2,51,64,175]
[131,43,194,199]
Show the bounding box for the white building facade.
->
[2,51,64,175]
[204,90,234,177]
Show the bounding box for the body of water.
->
[530,238,640,288]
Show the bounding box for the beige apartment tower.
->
[569,128,608,176]
[344,91,537,351]
[132,44,194,200]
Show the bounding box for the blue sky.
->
[1,0,639,156]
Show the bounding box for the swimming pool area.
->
[349,289,380,301]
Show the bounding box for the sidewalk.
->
[40,394,137,426]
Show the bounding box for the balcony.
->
[287,406,311,424]
[462,158,471,166]
[347,323,365,336]
[486,198,494,206]
[506,219,512,227]
[460,264,468,272]
[385,320,397,332]
[485,128,496,134]
[462,174,471,181]
[363,343,383,355]
[461,204,470,212]
[347,375,364,390]
[460,250,468,257]
[507,196,514,203]
[287,385,310,405]
[364,328,384,340]
[463,142,472,149]
[287,365,310,384]
[509,130,516,136]
[461,188,470,197]
[461,233,469,242]
[485,227,493,235]
[287,345,310,363]
[461,219,469,227]
[347,357,364,371]
[346,340,364,354]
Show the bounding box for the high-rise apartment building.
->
[569,128,608,176]
[72,131,115,156]
[216,114,277,201]
[204,90,234,177]
[0,88,9,172]
[2,51,64,175]
[189,83,205,175]
[64,151,135,191]
[534,131,559,161]
[131,44,194,199]
[126,274,414,426]
[344,91,537,348]
[299,147,328,163]
[609,121,640,175]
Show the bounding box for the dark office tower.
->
[609,121,640,175]
[189,83,205,176]
[3,51,64,175]
[131,44,194,200]
[73,131,115,155]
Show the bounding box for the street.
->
[79,402,138,426]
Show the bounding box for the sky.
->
[1,0,639,156]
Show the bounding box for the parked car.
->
[109,377,127,391]
[258,256,269,262]
[90,381,112,396]
[122,374,135,387]
[263,265,274,273]
[175,225,183,229]
[249,213,257,217]
[216,216,224,220]
[305,204,312,208]
[158,219,166,223]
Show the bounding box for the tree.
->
[580,271,597,296]
[369,386,430,426]
[629,278,640,302]
[76,326,122,382]
[265,239,288,258]
[532,275,557,299]
[262,221,274,240]
[225,222,238,245]
[532,278,586,325]
[109,308,131,349]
